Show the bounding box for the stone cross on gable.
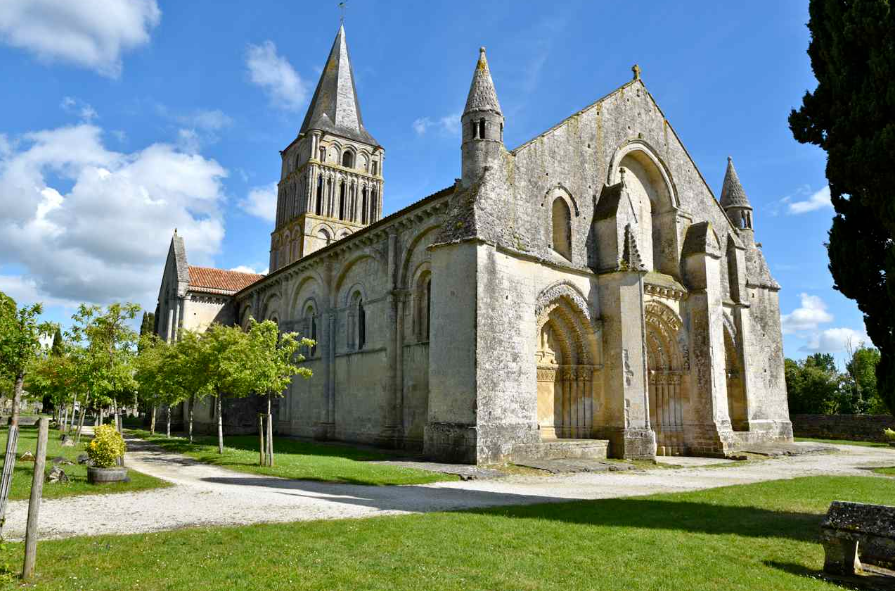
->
[632,64,641,80]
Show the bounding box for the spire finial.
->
[480,46,486,54]
[174,228,177,235]
[339,1,346,24]
[632,64,641,80]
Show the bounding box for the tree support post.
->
[22,417,49,581]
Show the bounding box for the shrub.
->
[87,425,126,468]
[884,428,895,443]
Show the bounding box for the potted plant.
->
[885,428,895,448]
[86,424,128,483]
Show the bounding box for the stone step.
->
[512,439,609,461]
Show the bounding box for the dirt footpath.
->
[4,438,893,541]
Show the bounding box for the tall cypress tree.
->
[789,0,895,414]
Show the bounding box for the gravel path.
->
[4,438,893,541]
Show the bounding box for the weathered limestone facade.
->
[157,27,792,463]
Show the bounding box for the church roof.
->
[464,47,502,115]
[720,157,752,209]
[298,24,377,146]
[188,266,263,295]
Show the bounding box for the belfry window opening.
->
[339,182,347,220]
[341,150,354,168]
[315,176,323,215]
[478,119,485,139]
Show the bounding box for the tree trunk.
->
[216,395,223,454]
[166,406,171,438]
[75,393,90,444]
[68,400,77,434]
[150,406,157,435]
[188,396,195,444]
[11,372,24,428]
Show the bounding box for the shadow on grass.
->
[197,474,822,542]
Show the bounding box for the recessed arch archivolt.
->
[333,252,385,306]
[540,184,580,217]
[535,281,597,366]
[607,139,679,211]
[289,273,324,318]
[261,291,283,322]
[644,300,686,371]
[399,223,440,287]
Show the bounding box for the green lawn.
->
[795,436,895,449]
[127,429,457,486]
[0,425,170,501]
[873,466,895,476]
[1,476,891,589]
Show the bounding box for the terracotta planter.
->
[87,466,128,484]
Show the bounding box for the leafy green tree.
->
[245,319,313,466]
[0,290,54,536]
[135,334,185,437]
[789,0,895,415]
[68,303,141,437]
[844,343,884,413]
[785,356,843,414]
[187,323,254,453]
[0,291,54,425]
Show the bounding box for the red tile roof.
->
[188,266,263,294]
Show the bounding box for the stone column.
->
[683,225,732,455]
[595,271,656,459]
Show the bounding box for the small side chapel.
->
[156,24,792,464]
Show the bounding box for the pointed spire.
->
[720,156,752,209]
[464,47,502,115]
[299,24,377,145]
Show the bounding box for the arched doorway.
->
[645,302,687,456]
[535,289,598,440]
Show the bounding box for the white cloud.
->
[0,0,161,78]
[0,123,227,309]
[245,41,307,111]
[230,265,267,276]
[413,113,460,137]
[788,185,832,214]
[61,96,98,121]
[240,182,277,222]
[781,293,833,334]
[802,327,869,354]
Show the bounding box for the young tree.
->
[68,303,141,441]
[193,324,254,454]
[169,330,212,443]
[789,0,895,414]
[245,319,313,466]
[0,291,54,536]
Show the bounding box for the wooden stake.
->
[258,414,265,466]
[22,417,48,580]
[0,424,19,538]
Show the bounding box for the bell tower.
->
[269,24,385,272]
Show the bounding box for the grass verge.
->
[0,425,170,501]
[127,429,457,486]
[1,475,891,590]
[872,466,895,476]
[795,437,894,449]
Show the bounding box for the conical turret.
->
[461,47,505,187]
[720,157,753,230]
[299,24,377,145]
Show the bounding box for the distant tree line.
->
[785,344,888,415]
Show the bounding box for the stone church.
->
[155,24,791,464]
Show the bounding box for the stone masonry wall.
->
[791,414,895,442]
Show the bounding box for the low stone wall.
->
[791,414,895,443]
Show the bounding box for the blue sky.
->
[0,0,866,362]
